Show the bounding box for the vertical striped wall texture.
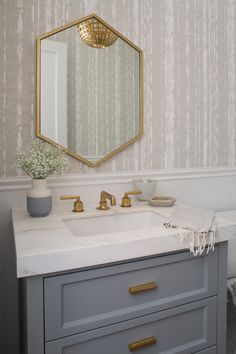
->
[45,29,139,160]
[71,38,139,159]
[0,0,236,176]
[63,32,139,158]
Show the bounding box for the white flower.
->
[16,140,70,179]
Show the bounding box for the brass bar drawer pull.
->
[128,336,157,352]
[129,282,157,295]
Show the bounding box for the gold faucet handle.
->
[60,195,81,200]
[125,190,142,197]
[121,190,142,207]
[60,195,84,212]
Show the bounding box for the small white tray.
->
[148,196,176,207]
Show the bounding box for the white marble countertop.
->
[12,202,234,278]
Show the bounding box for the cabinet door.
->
[44,249,218,340]
[45,297,217,354]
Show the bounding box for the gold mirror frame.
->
[36,14,143,167]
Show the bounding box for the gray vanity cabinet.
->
[21,242,227,354]
[45,297,217,354]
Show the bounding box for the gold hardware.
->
[36,13,143,168]
[96,191,116,210]
[121,190,142,207]
[128,336,157,352]
[129,282,157,295]
[60,195,84,212]
[77,17,118,48]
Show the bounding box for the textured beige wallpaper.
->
[0,0,236,177]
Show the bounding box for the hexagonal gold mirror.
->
[36,14,143,167]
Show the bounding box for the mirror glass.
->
[37,15,143,167]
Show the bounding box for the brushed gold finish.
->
[36,13,144,167]
[120,190,142,207]
[128,336,157,352]
[96,191,116,210]
[77,18,118,48]
[129,282,157,295]
[60,195,84,212]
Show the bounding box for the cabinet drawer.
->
[44,249,218,340]
[45,297,217,354]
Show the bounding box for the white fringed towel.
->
[164,206,216,256]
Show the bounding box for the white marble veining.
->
[12,202,233,278]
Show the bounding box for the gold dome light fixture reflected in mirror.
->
[77,17,118,48]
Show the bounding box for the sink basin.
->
[64,211,165,237]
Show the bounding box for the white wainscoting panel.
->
[1,167,236,210]
[1,167,236,354]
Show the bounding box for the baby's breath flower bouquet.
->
[16,140,70,179]
[16,140,70,217]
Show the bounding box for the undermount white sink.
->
[64,211,165,237]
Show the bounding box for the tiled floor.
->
[227,301,236,354]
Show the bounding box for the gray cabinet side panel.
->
[194,346,216,354]
[23,276,44,354]
[217,242,228,354]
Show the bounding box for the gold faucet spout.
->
[101,191,116,206]
[97,191,116,210]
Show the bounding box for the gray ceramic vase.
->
[27,179,52,217]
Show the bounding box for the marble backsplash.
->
[0,0,236,177]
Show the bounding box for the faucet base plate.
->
[96,206,111,211]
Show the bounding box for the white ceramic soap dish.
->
[148,196,176,207]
